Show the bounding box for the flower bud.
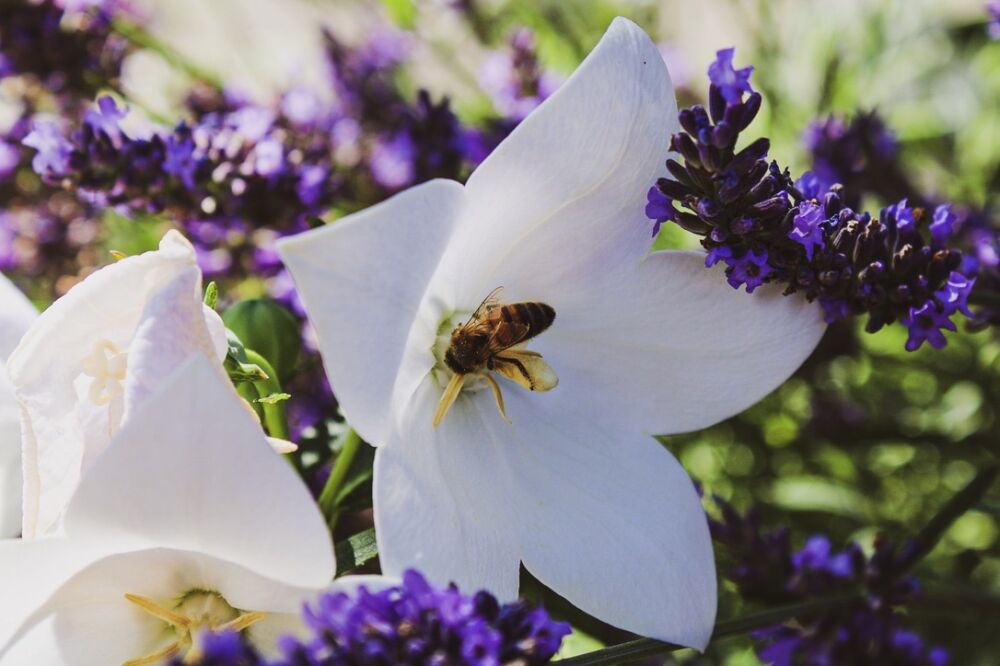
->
[222,299,302,382]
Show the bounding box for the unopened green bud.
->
[222,299,301,382]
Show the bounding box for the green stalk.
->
[243,349,290,442]
[318,428,363,528]
[557,595,857,665]
[111,19,224,89]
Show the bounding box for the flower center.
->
[431,311,489,393]
[429,290,558,427]
[122,589,266,665]
[80,339,129,406]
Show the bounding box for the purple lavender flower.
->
[0,142,20,179]
[789,200,825,260]
[726,249,774,292]
[0,0,129,98]
[645,185,676,237]
[280,87,322,126]
[163,131,198,190]
[886,198,916,232]
[83,95,128,141]
[794,171,824,200]
[902,300,956,351]
[989,1,1000,39]
[708,47,754,104]
[479,28,560,122]
[803,111,902,207]
[253,137,284,177]
[935,271,975,317]
[712,499,949,665]
[705,244,733,268]
[22,120,73,175]
[650,49,976,351]
[929,203,957,245]
[178,569,569,665]
[370,131,416,190]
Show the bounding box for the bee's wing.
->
[468,286,504,322]
[493,350,558,392]
[488,319,531,351]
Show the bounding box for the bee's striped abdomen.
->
[491,301,555,347]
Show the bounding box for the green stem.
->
[318,428,363,527]
[557,595,857,665]
[111,19,224,89]
[243,350,290,442]
[899,463,998,571]
[969,290,1000,308]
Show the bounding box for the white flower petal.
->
[0,274,36,537]
[532,250,826,435]
[246,612,308,657]
[277,179,465,445]
[375,380,520,600]
[0,547,321,664]
[8,231,221,537]
[429,17,677,309]
[123,260,228,417]
[64,355,335,589]
[397,379,716,648]
[267,436,298,454]
[0,273,36,359]
[491,389,715,648]
[0,372,22,538]
[0,537,109,647]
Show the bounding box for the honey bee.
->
[433,287,558,427]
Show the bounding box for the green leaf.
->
[203,282,218,310]
[223,329,269,383]
[254,392,291,405]
[381,0,416,29]
[223,355,269,384]
[334,528,378,576]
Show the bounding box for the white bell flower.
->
[6,231,228,537]
[0,356,338,664]
[0,274,38,538]
[278,18,826,649]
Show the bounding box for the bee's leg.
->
[433,373,467,427]
[482,372,511,424]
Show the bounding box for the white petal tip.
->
[267,437,298,454]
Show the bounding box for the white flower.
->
[278,18,826,648]
[6,231,228,538]
[0,356,338,664]
[0,274,38,538]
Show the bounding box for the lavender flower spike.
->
[178,569,570,665]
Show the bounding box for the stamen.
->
[219,610,267,632]
[121,639,183,666]
[124,593,191,629]
[122,590,264,665]
[81,339,129,405]
[433,373,466,427]
[482,373,511,424]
